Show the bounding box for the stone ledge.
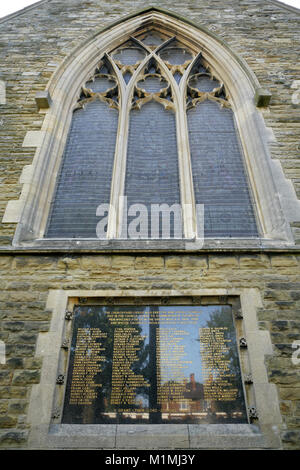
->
[35,91,52,110]
[45,423,276,449]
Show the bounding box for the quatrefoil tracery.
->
[73,30,231,114]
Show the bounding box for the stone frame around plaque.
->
[26,288,282,449]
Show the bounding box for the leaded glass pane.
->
[86,77,116,93]
[123,72,132,85]
[122,101,182,238]
[46,100,118,238]
[137,76,168,93]
[189,75,220,93]
[140,32,165,46]
[159,48,192,65]
[187,100,258,237]
[112,47,146,66]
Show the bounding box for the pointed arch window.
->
[45,31,259,241]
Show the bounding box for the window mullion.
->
[156,55,197,239]
[176,90,197,239]
[107,52,155,238]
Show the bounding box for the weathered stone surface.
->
[279,388,300,401]
[239,255,270,268]
[0,430,28,444]
[165,256,183,269]
[8,400,27,414]
[12,370,40,385]
[182,255,208,269]
[0,387,27,399]
[0,0,299,451]
[0,415,17,428]
[270,256,299,267]
[0,371,12,385]
[0,400,8,413]
[209,255,239,268]
[135,256,164,269]
[80,255,111,271]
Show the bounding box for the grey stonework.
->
[0,0,299,450]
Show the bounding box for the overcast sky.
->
[0,0,299,19]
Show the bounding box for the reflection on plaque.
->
[62,305,248,424]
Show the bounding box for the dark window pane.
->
[86,77,116,93]
[46,100,118,238]
[187,100,258,237]
[189,75,220,93]
[140,32,164,46]
[159,48,192,65]
[112,47,146,65]
[122,101,182,238]
[137,77,168,93]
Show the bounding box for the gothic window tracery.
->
[46,30,259,240]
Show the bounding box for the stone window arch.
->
[5,7,299,249]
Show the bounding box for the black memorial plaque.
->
[62,305,248,424]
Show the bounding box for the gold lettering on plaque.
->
[110,327,149,405]
[199,327,238,401]
[69,328,107,405]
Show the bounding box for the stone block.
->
[165,256,183,268]
[254,87,272,107]
[279,388,300,400]
[23,358,43,369]
[116,424,189,449]
[0,415,17,428]
[208,255,239,268]
[2,322,25,332]
[0,430,28,445]
[8,401,27,414]
[48,424,116,449]
[35,90,52,110]
[80,255,111,270]
[0,371,13,385]
[188,424,263,449]
[12,370,40,385]
[271,256,299,267]
[281,430,300,445]
[5,358,24,369]
[135,257,164,269]
[57,256,81,270]
[239,255,270,268]
[268,369,300,385]
[182,255,208,269]
[111,256,135,268]
[10,332,38,344]
[0,400,8,413]
[0,387,27,399]
[22,131,45,148]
